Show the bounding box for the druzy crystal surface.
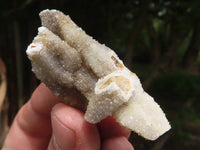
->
[26,9,171,140]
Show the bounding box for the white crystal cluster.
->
[26,9,171,140]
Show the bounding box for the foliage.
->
[150,71,200,101]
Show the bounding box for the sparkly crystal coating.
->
[26,9,171,140]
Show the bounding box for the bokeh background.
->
[0,0,200,149]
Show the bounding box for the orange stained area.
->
[130,72,136,76]
[99,76,131,95]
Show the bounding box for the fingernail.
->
[51,113,75,150]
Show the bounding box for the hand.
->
[2,83,134,150]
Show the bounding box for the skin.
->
[2,83,134,150]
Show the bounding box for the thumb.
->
[48,103,100,150]
[48,109,75,150]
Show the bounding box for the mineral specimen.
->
[26,9,171,140]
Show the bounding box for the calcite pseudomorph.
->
[26,9,171,140]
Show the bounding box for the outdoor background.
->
[0,0,200,149]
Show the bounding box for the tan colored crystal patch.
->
[111,56,124,70]
[99,76,131,95]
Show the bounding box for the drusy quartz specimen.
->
[26,9,171,140]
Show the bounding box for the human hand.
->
[2,83,134,150]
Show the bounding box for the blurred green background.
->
[0,0,200,149]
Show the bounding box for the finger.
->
[102,136,134,150]
[47,115,75,150]
[48,103,100,150]
[3,83,62,150]
[97,116,131,139]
